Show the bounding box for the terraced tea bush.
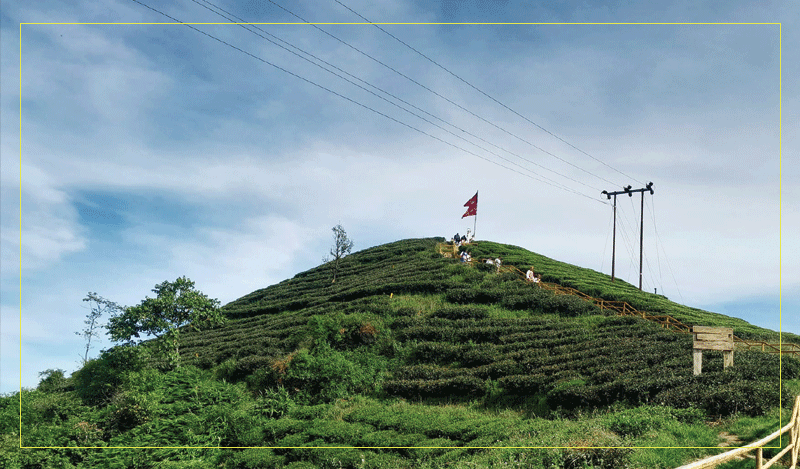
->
[383,375,487,399]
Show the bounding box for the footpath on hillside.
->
[437,241,800,358]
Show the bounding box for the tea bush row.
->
[383,376,487,399]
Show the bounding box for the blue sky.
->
[1,0,798,393]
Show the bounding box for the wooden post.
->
[693,349,703,376]
[692,326,734,375]
[723,350,734,369]
[756,447,763,468]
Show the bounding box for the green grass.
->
[6,237,800,468]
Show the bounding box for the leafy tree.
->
[106,276,225,367]
[326,224,354,283]
[77,292,121,364]
[36,369,68,393]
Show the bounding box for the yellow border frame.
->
[18,21,783,456]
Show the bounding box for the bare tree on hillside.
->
[327,224,354,283]
[77,292,122,364]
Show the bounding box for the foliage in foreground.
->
[5,237,798,468]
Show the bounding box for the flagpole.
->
[474,190,478,239]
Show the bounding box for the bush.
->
[255,387,295,419]
[223,449,284,469]
[104,389,160,432]
[655,379,788,417]
[37,369,71,393]
[215,356,272,383]
[432,306,488,320]
[72,344,149,405]
[308,312,388,350]
[383,375,486,399]
[284,346,375,403]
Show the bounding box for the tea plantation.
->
[4,237,799,468]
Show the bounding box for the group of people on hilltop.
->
[458,250,542,284]
[452,229,474,246]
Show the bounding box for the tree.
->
[77,292,121,365]
[327,224,354,283]
[106,276,224,367]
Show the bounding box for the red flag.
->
[462,191,478,218]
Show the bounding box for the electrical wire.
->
[600,203,613,274]
[129,0,608,204]
[647,194,684,302]
[266,0,628,189]
[331,0,646,187]
[187,0,606,193]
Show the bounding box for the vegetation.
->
[106,277,225,368]
[325,224,354,283]
[77,293,121,365]
[4,238,798,468]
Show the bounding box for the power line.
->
[646,195,684,302]
[265,0,625,189]
[129,0,607,204]
[187,0,606,193]
[331,0,645,187]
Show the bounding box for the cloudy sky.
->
[1,0,797,393]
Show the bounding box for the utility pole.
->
[601,182,654,290]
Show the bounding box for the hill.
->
[5,237,800,469]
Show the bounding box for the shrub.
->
[36,369,71,393]
[214,356,272,384]
[72,344,149,405]
[104,389,160,432]
[223,449,284,469]
[383,375,486,399]
[655,379,788,417]
[255,387,295,419]
[308,312,388,350]
[543,446,633,469]
[432,306,488,320]
[284,346,375,403]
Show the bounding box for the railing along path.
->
[436,243,800,357]
[677,395,800,468]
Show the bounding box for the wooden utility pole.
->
[601,182,654,290]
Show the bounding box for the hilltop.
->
[5,237,800,469]
[181,237,797,369]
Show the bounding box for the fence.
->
[448,253,800,358]
[676,395,800,468]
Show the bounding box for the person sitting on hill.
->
[466,229,474,243]
[526,266,536,282]
[453,233,461,245]
[494,258,502,272]
[460,251,469,263]
[485,258,494,266]
[461,234,467,244]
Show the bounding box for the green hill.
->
[5,237,800,469]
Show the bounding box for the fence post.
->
[792,416,798,467]
[756,447,762,468]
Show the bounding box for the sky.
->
[1,0,797,393]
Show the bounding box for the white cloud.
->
[1,162,86,280]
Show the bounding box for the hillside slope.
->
[181,237,797,370]
[9,237,800,469]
